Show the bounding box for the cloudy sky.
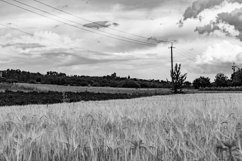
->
[0,0,242,81]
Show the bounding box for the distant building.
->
[0,71,3,78]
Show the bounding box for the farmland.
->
[15,83,171,95]
[0,83,174,106]
[0,93,242,160]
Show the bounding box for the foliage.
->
[1,69,170,89]
[193,76,211,89]
[170,64,187,93]
[0,90,164,106]
[119,80,141,88]
[231,69,242,86]
[214,73,229,87]
[200,86,242,91]
[184,81,192,88]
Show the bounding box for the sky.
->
[0,0,242,81]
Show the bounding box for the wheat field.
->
[1,93,242,161]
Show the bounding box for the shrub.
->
[119,80,141,88]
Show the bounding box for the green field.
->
[1,93,242,160]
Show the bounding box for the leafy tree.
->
[111,72,117,79]
[231,69,242,86]
[193,76,211,89]
[214,73,229,87]
[171,64,187,93]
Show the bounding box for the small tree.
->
[171,64,187,93]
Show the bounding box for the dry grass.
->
[1,93,242,160]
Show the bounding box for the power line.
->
[175,48,202,62]
[0,23,167,61]
[0,24,33,36]
[12,0,155,46]
[0,0,155,47]
[175,50,197,61]
[0,23,84,49]
[32,0,152,40]
[171,48,196,62]
[177,47,205,59]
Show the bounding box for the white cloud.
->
[196,40,242,64]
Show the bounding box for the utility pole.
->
[169,42,175,89]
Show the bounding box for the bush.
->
[119,80,141,88]
[29,79,37,84]
[6,79,18,84]
[193,77,211,89]
[79,81,89,86]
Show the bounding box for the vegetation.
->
[231,69,242,86]
[0,69,170,89]
[214,73,229,87]
[193,68,242,90]
[193,76,211,89]
[0,82,172,95]
[0,90,172,106]
[0,93,242,160]
[171,64,187,93]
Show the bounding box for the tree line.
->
[193,69,242,89]
[0,69,172,88]
[1,68,241,90]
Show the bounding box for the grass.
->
[1,93,242,160]
[15,83,171,95]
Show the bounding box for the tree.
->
[184,81,192,88]
[111,72,117,79]
[231,69,242,86]
[171,64,187,93]
[214,73,228,87]
[193,76,211,89]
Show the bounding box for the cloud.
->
[183,0,224,20]
[195,22,220,35]
[181,0,242,41]
[88,0,185,10]
[40,51,135,67]
[147,37,170,44]
[83,21,119,29]
[1,43,45,49]
[182,0,242,21]
[194,40,242,74]
[193,7,242,40]
[216,8,242,40]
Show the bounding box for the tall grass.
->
[0,93,242,160]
